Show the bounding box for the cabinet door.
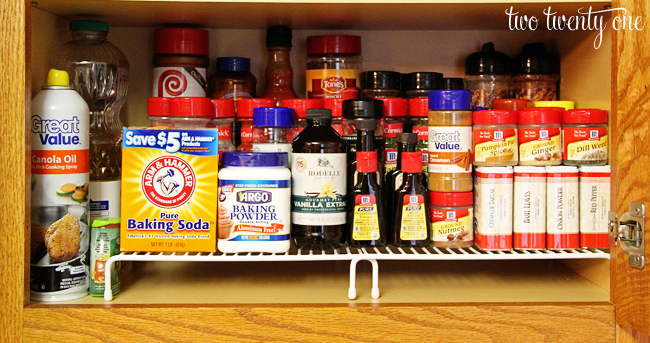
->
[611,0,650,339]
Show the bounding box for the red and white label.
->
[562,127,608,161]
[383,123,403,138]
[217,125,233,140]
[153,67,207,97]
[141,155,196,209]
[430,207,473,243]
[518,127,561,162]
[473,128,518,163]
[241,126,253,142]
[413,126,428,141]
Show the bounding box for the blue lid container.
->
[216,57,250,72]
[222,152,289,167]
[428,90,472,110]
[253,107,294,127]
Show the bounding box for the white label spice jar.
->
[546,166,579,249]
[579,165,611,248]
[513,166,546,250]
[474,166,513,250]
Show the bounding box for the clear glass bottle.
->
[464,42,512,110]
[261,26,298,105]
[513,43,560,102]
[51,20,129,224]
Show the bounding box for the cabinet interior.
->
[28,1,613,306]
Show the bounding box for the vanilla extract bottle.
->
[348,151,386,248]
[393,151,431,247]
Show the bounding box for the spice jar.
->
[490,99,532,111]
[361,71,401,99]
[429,191,474,248]
[473,110,518,166]
[513,42,560,102]
[534,100,574,110]
[546,166,579,250]
[513,166,546,250]
[442,78,464,90]
[518,108,562,165]
[209,57,257,100]
[153,28,209,97]
[579,165,611,248]
[208,99,236,162]
[280,98,322,139]
[236,98,276,151]
[464,42,513,110]
[306,35,362,100]
[562,109,608,165]
[427,90,473,192]
[168,97,212,128]
[252,107,294,162]
[402,72,443,98]
[409,98,431,175]
[474,166,514,250]
[378,98,407,175]
[148,97,172,128]
[323,98,344,135]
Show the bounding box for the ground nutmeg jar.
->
[429,191,474,248]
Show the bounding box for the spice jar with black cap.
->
[513,42,560,102]
[464,42,513,110]
[442,77,465,90]
[402,72,443,98]
[361,71,401,98]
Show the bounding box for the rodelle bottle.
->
[292,109,347,250]
[393,151,431,247]
[348,151,386,248]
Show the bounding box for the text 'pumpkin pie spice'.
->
[473,110,519,166]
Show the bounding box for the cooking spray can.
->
[30,69,90,301]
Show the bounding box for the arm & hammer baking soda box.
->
[121,128,219,252]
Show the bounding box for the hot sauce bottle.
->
[393,151,431,247]
[348,151,386,248]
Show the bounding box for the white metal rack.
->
[103,246,609,301]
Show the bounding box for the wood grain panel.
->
[611,0,650,335]
[24,304,614,343]
[0,0,28,342]
[617,323,650,343]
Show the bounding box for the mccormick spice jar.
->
[474,166,514,250]
[323,98,344,135]
[518,108,562,165]
[464,42,513,110]
[562,109,608,165]
[361,71,401,98]
[429,191,474,248]
[410,99,430,175]
[236,98,276,151]
[208,99,236,162]
[402,72,443,98]
[280,98,323,139]
[513,166,546,250]
[167,97,212,128]
[379,98,407,175]
[546,166,579,250]
[148,97,172,128]
[153,28,209,97]
[490,99,532,111]
[513,42,560,102]
[306,35,362,100]
[534,100,574,110]
[427,90,473,192]
[473,110,518,166]
[579,166,611,248]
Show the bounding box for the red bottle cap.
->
[357,151,378,173]
[518,108,562,124]
[280,99,323,118]
[472,110,518,124]
[211,99,235,118]
[307,35,361,55]
[378,98,408,117]
[491,99,532,111]
[148,97,170,116]
[429,191,473,207]
[322,98,344,118]
[408,98,429,117]
[525,106,565,112]
[153,28,209,56]
[401,152,423,174]
[237,98,276,118]
[169,97,211,117]
[563,109,608,124]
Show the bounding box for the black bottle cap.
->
[512,42,559,74]
[360,71,401,90]
[266,26,292,48]
[342,99,383,119]
[465,42,511,75]
[402,72,443,91]
[306,108,332,120]
[442,77,465,90]
[396,132,417,144]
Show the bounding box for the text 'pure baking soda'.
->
[121,128,219,252]
[31,69,91,302]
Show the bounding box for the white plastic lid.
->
[578,165,611,173]
[475,166,514,174]
[545,166,579,173]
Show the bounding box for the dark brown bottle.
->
[385,133,417,218]
[348,151,386,248]
[346,118,378,202]
[393,151,431,247]
[292,109,348,250]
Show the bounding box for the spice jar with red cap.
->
[168,97,212,128]
[323,98,344,135]
[148,97,172,128]
[473,110,518,166]
[518,108,562,165]
[153,28,209,97]
[409,97,431,175]
[280,98,323,139]
[236,98,276,151]
[378,98,407,175]
[429,191,474,248]
[562,109,608,165]
[490,99,532,111]
[208,99,236,161]
[306,35,362,100]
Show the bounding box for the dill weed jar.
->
[306,35,362,100]
[562,109,608,165]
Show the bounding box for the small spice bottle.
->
[464,42,513,109]
[402,72,443,99]
[378,98,407,175]
[442,78,464,90]
[473,110,518,166]
[322,98,344,135]
[513,166,546,250]
[361,71,401,98]
[409,98,431,176]
[252,107,294,162]
[236,98,276,151]
[546,166,579,250]
[562,109,608,165]
[534,100,574,110]
[148,97,172,128]
[513,42,560,102]
[208,99,236,162]
[306,35,362,100]
[393,151,431,247]
[427,90,473,192]
[579,165,611,248]
[490,99,532,111]
[348,151,387,248]
[153,28,209,97]
[168,97,212,128]
[518,108,562,165]
[209,57,257,100]
[280,98,323,139]
[474,166,514,250]
[429,191,473,248]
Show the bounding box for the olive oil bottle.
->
[393,151,431,247]
[348,151,386,248]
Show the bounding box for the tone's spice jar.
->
[429,191,474,248]
[306,35,362,100]
[562,109,608,165]
[472,110,518,166]
[518,107,562,165]
[427,90,473,192]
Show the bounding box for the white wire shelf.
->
[103,246,609,301]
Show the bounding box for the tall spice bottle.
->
[385,133,417,216]
[349,151,386,248]
[261,26,298,105]
[393,151,431,247]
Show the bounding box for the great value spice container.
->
[518,108,562,165]
[306,35,362,100]
[513,166,546,250]
[562,109,608,165]
[153,28,209,97]
[429,191,473,248]
[546,166,579,250]
[474,166,514,250]
[473,110,518,166]
[579,165,611,248]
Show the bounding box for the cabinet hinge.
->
[609,202,645,269]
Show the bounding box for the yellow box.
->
[121,128,219,252]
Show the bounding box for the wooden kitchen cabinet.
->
[1,0,649,341]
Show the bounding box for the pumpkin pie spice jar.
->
[472,110,518,166]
